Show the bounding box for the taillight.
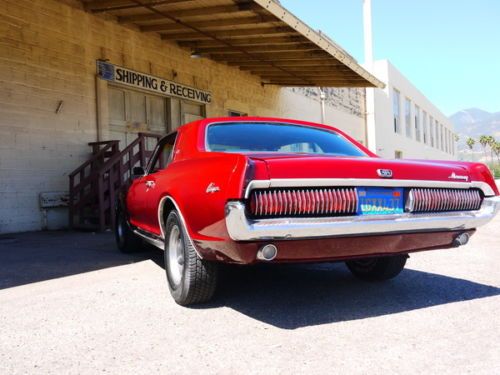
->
[249,188,358,217]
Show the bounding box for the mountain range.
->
[449,108,500,154]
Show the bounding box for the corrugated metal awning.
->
[81,0,384,88]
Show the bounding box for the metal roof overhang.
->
[80,0,384,88]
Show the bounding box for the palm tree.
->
[486,136,496,163]
[479,135,489,161]
[466,137,475,150]
[493,142,500,164]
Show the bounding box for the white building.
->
[366,60,456,160]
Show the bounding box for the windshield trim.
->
[204,121,366,156]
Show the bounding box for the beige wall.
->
[0,0,367,233]
[280,88,366,145]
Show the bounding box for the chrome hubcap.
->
[117,220,124,239]
[168,225,185,286]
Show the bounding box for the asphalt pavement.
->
[1,207,499,374]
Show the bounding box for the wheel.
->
[164,210,218,305]
[115,209,143,253]
[345,254,408,281]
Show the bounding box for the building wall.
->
[280,88,366,145]
[370,60,456,160]
[0,0,365,233]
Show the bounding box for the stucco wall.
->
[0,0,365,233]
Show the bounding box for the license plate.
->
[358,187,404,215]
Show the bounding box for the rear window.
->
[206,122,366,157]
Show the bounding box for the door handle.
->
[145,180,155,188]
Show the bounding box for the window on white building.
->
[430,117,435,147]
[439,124,444,151]
[436,122,440,149]
[405,98,412,138]
[414,105,421,142]
[445,129,449,153]
[392,89,401,134]
[422,111,428,144]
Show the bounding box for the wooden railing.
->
[68,133,161,231]
[68,140,120,229]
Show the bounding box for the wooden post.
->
[139,134,146,167]
[97,175,105,232]
[109,166,116,231]
[68,175,74,229]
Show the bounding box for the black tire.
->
[164,210,218,306]
[346,254,408,281]
[115,209,143,253]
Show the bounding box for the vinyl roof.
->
[81,0,385,88]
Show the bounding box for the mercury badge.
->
[206,182,220,194]
[377,169,393,178]
[448,172,468,181]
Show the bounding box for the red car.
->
[115,117,500,305]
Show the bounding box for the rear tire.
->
[346,254,408,281]
[115,209,143,253]
[164,210,218,306]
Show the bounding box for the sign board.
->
[97,61,212,104]
[39,192,69,208]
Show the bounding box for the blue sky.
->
[280,0,500,116]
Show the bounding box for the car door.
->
[127,132,177,233]
[143,133,177,234]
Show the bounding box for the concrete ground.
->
[1,216,499,374]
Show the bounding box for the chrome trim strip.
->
[225,197,500,241]
[244,179,496,198]
[133,229,164,250]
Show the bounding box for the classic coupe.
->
[115,117,500,305]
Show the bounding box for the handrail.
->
[69,132,161,231]
[68,140,119,179]
[95,132,161,231]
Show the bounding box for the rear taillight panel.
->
[247,186,484,218]
[406,188,483,213]
[249,187,358,218]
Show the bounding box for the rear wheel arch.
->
[158,195,195,243]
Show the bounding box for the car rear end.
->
[203,119,500,264]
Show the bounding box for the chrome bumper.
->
[225,197,500,241]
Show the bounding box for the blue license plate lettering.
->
[358,187,404,215]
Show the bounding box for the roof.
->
[80,0,385,88]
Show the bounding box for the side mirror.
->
[132,166,145,177]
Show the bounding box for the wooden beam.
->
[263,82,371,87]
[161,27,294,40]
[117,3,259,23]
[248,67,354,75]
[228,60,344,67]
[141,15,278,33]
[84,0,190,13]
[258,74,366,80]
[128,0,313,85]
[178,36,307,48]
[192,44,319,54]
[209,51,331,62]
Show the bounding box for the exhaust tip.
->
[453,232,470,247]
[257,244,278,261]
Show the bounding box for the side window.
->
[149,133,177,173]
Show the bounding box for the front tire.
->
[346,254,408,281]
[115,209,143,253]
[164,210,218,305]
